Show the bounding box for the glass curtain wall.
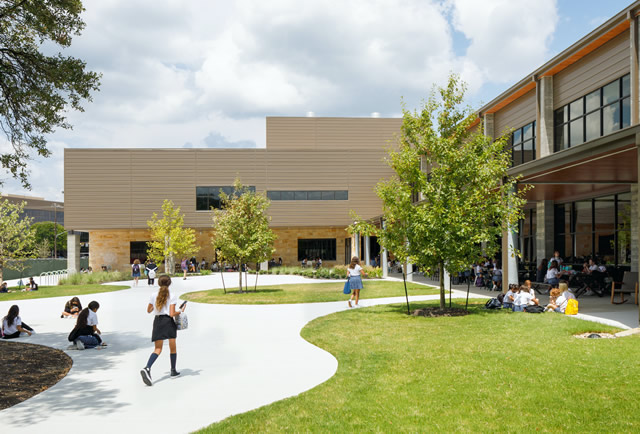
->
[553,192,630,265]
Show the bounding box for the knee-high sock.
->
[170,353,177,371]
[146,352,159,369]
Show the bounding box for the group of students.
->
[131,259,158,287]
[501,280,576,314]
[0,277,38,293]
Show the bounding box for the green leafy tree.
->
[31,221,66,255]
[212,179,276,292]
[0,0,101,188]
[147,200,199,274]
[352,74,527,309]
[0,198,35,281]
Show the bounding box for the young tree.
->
[212,179,276,292]
[353,74,527,309]
[0,0,101,188]
[0,198,35,281]
[35,238,52,259]
[147,200,198,274]
[31,221,67,255]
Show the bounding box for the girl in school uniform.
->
[141,275,185,386]
[2,305,33,339]
[68,303,105,349]
[347,256,367,308]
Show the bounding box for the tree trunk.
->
[402,265,410,315]
[238,261,243,292]
[439,261,445,309]
[221,269,226,294]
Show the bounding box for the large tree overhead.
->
[352,74,527,309]
[0,0,100,188]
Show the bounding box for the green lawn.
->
[0,284,130,301]
[201,300,639,432]
[182,281,440,304]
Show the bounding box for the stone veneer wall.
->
[90,226,350,271]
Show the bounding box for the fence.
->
[3,258,89,280]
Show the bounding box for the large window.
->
[196,186,255,210]
[298,238,336,261]
[518,208,536,263]
[510,121,536,167]
[553,193,630,266]
[267,190,348,201]
[130,241,148,264]
[554,74,630,151]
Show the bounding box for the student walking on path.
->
[347,256,367,308]
[141,275,185,386]
[146,260,158,286]
[132,259,142,287]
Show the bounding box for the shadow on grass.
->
[227,289,284,295]
[356,300,503,317]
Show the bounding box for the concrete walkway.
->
[0,274,446,433]
[0,274,635,432]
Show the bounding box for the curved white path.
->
[0,274,446,433]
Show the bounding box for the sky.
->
[0,0,634,202]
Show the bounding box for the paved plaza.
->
[0,274,635,433]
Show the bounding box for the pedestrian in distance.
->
[140,275,186,386]
[181,257,188,280]
[146,260,158,286]
[132,259,142,287]
[347,256,367,308]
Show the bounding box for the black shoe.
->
[140,368,152,386]
[171,370,180,377]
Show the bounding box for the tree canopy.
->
[0,0,100,188]
[31,221,66,255]
[0,198,35,281]
[351,74,527,309]
[147,200,198,273]
[212,179,276,292]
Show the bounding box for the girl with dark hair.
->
[347,256,367,308]
[61,296,83,318]
[68,302,104,350]
[2,305,33,339]
[140,275,185,386]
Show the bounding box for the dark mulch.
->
[412,307,470,318]
[0,341,72,410]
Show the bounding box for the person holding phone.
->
[140,275,185,386]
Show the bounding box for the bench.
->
[611,271,638,305]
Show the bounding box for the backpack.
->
[133,264,140,273]
[524,305,545,313]
[565,299,579,315]
[485,298,502,309]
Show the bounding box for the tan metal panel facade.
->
[554,30,630,108]
[494,89,536,136]
[64,117,401,231]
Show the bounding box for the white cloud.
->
[1,0,563,201]
[448,0,558,84]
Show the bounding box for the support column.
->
[364,236,371,267]
[406,259,413,282]
[538,76,554,157]
[67,231,81,274]
[382,247,388,278]
[536,200,555,264]
[630,13,639,125]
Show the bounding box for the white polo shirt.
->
[149,290,177,315]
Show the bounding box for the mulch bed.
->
[412,307,470,318]
[0,341,72,410]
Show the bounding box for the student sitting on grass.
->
[68,302,106,350]
[27,277,38,291]
[545,288,562,312]
[61,297,83,318]
[0,281,7,293]
[503,284,516,310]
[2,305,34,339]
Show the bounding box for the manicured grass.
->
[182,281,440,304]
[201,301,639,432]
[0,284,130,301]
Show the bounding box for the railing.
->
[39,269,68,286]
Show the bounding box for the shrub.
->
[200,269,212,275]
[58,270,130,286]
